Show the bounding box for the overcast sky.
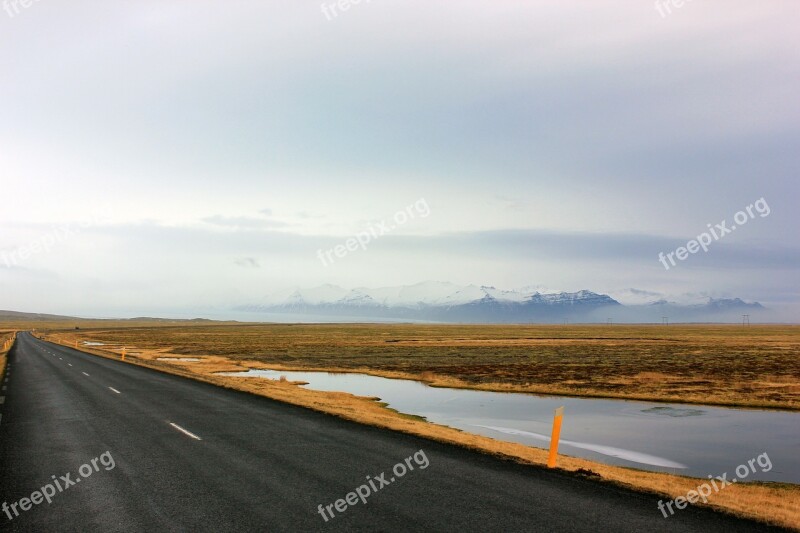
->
[0,1,798,318]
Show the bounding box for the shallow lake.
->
[219,369,799,482]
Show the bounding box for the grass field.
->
[38,323,800,410]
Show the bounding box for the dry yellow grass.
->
[0,330,16,380]
[40,323,800,410]
[38,330,800,530]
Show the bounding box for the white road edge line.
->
[169,422,202,441]
[108,387,121,394]
[82,372,90,377]
[68,363,73,367]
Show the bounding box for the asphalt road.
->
[0,332,784,532]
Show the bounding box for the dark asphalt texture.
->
[0,333,785,532]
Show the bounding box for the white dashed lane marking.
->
[168,422,202,441]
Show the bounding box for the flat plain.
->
[35,323,800,410]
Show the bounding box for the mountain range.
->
[238,282,765,323]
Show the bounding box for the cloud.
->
[376,229,800,270]
[200,215,289,230]
[234,257,260,268]
[295,211,325,220]
[64,221,800,273]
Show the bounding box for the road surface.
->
[0,332,783,532]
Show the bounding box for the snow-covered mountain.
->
[237,282,766,323]
[256,282,615,308]
[240,283,617,323]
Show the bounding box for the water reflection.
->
[219,368,799,482]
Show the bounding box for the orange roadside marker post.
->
[121,347,126,361]
[547,406,565,468]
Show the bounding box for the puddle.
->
[218,368,800,482]
[82,342,105,346]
